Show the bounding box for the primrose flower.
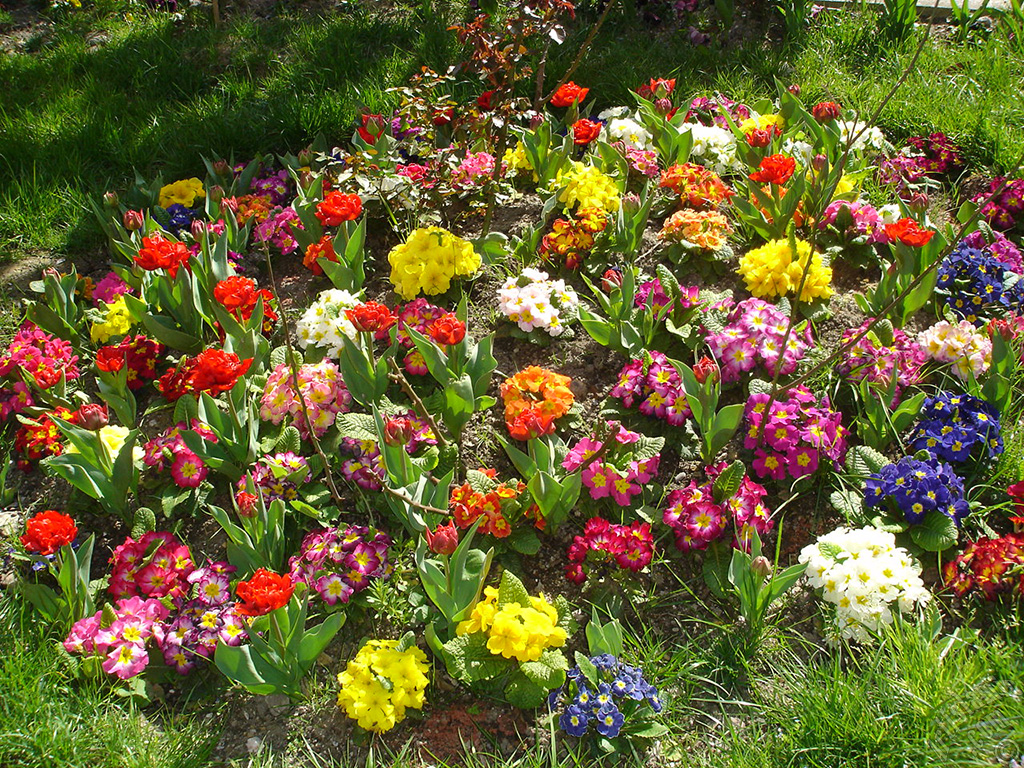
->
[337,640,429,732]
[556,162,620,213]
[387,227,480,300]
[738,238,833,302]
[159,178,205,209]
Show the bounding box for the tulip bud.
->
[812,153,828,172]
[298,170,315,190]
[693,355,720,385]
[529,112,545,130]
[190,219,207,241]
[236,491,258,518]
[42,267,62,280]
[123,210,144,231]
[751,555,772,580]
[208,185,225,206]
[620,192,641,218]
[212,159,231,177]
[103,191,119,209]
[905,191,929,213]
[601,267,623,293]
[654,97,673,115]
[424,520,459,556]
[74,403,109,431]
[787,84,801,96]
[383,417,414,447]
[297,148,313,167]
[746,129,771,148]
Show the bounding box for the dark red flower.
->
[235,569,294,616]
[346,302,396,333]
[316,192,362,227]
[74,403,109,431]
[433,107,454,126]
[884,218,935,247]
[811,101,842,123]
[749,154,796,185]
[21,510,77,556]
[357,114,385,144]
[383,417,414,447]
[571,119,602,146]
[550,82,589,108]
[425,521,459,555]
[477,90,496,111]
[746,129,772,148]
[637,77,675,100]
[96,346,126,373]
[429,314,466,346]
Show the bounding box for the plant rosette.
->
[442,571,574,709]
[561,422,664,509]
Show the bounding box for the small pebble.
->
[245,737,262,755]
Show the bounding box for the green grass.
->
[0,592,221,768]
[2,2,1024,263]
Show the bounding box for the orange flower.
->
[550,81,589,108]
[316,192,362,227]
[235,569,294,616]
[303,236,337,276]
[749,154,796,185]
[885,218,935,247]
[500,366,575,423]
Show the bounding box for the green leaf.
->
[520,649,568,690]
[132,507,157,539]
[846,445,891,477]
[504,673,549,709]
[574,651,599,687]
[507,527,541,555]
[702,541,732,600]
[712,460,745,505]
[442,632,508,683]
[497,570,531,609]
[910,511,958,552]
[830,489,865,523]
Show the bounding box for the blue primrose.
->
[594,704,625,738]
[559,705,591,738]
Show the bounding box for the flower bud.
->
[212,159,231,177]
[42,267,62,280]
[620,192,641,218]
[298,170,315,190]
[103,191,119,209]
[693,355,720,385]
[424,520,459,556]
[384,417,414,447]
[74,403,109,431]
[297,148,313,167]
[746,129,771,148]
[787,84,801,96]
[123,210,144,231]
[190,219,208,241]
[529,111,545,130]
[208,185,225,206]
[751,555,772,580]
[812,153,828,172]
[905,191,929,213]
[236,491,258,518]
[654,97,673,115]
[601,267,623,293]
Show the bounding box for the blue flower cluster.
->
[937,241,1024,325]
[164,203,197,237]
[909,391,1003,463]
[864,456,969,526]
[548,654,661,739]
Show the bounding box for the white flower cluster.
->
[496,268,579,337]
[838,120,889,154]
[598,108,653,150]
[799,526,931,645]
[295,288,360,358]
[679,123,743,175]
[917,319,992,382]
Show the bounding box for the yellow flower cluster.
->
[159,178,205,209]
[557,162,620,213]
[739,113,785,133]
[738,238,833,302]
[456,587,567,663]
[336,640,430,733]
[90,296,134,344]
[503,142,538,181]
[387,226,481,300]
[659,209,732,251]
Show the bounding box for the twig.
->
[263,245,346,508]
[379,483,450,515]
[387,358,450,447]
[542,0,616,105]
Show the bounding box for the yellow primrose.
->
[158,177,206,209]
